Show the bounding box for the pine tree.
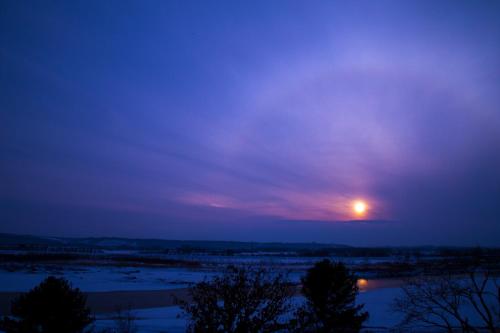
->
[292,259,368,333]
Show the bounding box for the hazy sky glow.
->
[1,1,500,245]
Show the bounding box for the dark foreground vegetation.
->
[292,260,368,332]
[1,259,499,332]
[177,260,368,333]
[394,270,500,332]
[176,266,295,332]
[1,261,368,333]
[0,277,93,333]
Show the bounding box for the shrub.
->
[0,276,93,333]
[178,265,294,333]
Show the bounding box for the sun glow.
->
[357,278,368,289]
[353,200,367,215]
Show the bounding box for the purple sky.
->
[1,1,500,245]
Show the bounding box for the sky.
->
[1,1,500,246]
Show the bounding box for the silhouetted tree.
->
[292,260,368,333]
[394,268,500,332]
[0,276,93,333]
[177,265,294,333]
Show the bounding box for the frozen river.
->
[0,265,405,331]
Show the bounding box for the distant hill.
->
[0,233,66,246]
[0,233,350,252]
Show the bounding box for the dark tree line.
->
[178,260,368,333]
[1,260,369,333]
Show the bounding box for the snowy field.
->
[2,249,497,332]
[93,283,498,332]
[0,250,415,293]
[0,262,409,330]
[0,261,403,293]
[93,288,404,332]
[0,265,219,292]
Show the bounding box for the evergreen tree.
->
[0,276,93,333]
[292,260,368,333]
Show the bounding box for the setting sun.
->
[353,201,367,215]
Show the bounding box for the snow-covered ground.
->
[1,263,407,331]
[0,265,400,293]
[3,254,496,332]
[95,306,186,333]
[93,288,404,332]
[3,265,496,332]
[0,256,405,293]
[0,266,218,292]
[95,306,187,333]
[358,287,403,329]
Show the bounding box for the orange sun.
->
[353,200,367,215]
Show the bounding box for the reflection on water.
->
[357,278,403,292]
[357,278,368,289]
